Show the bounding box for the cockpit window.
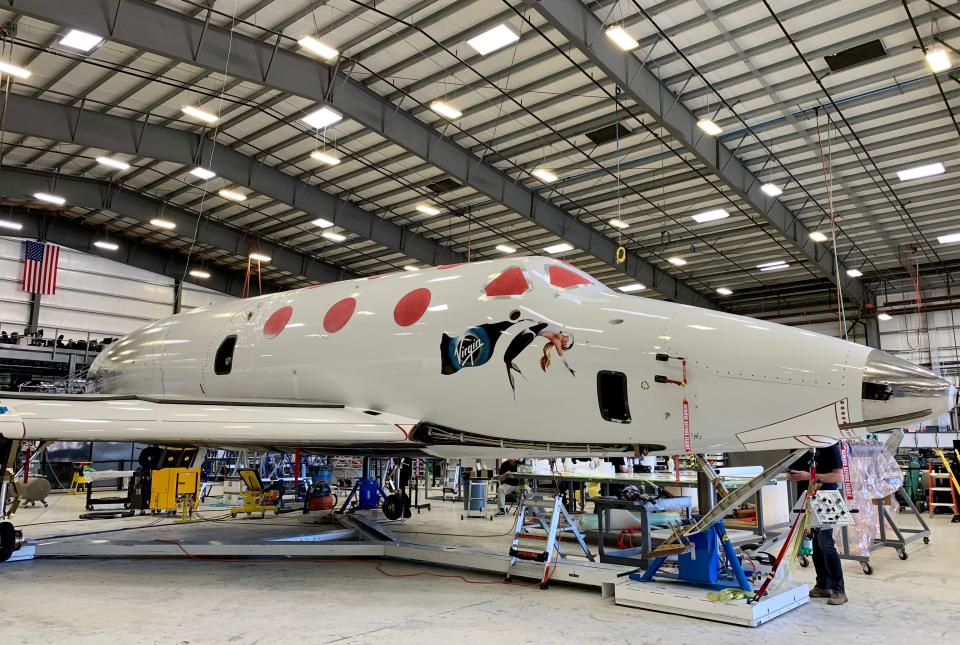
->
[548,264,591,289]
[214,335,237,375]
[597,370,631,423]
[482,266,531,299]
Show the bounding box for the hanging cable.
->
[814,111,847,339]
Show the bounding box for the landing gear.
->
[0,521,22,562]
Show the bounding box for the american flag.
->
[22,240,60,295]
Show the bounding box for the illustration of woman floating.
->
[440,317,575,398]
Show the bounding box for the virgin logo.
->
[456,334,483,366]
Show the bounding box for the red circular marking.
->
[483,266,529,297]
[394,288,431,327]
[323,297,357,333]
[263,306,293,338]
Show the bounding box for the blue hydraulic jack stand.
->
[338,457,397,516]
[629,520,753,592]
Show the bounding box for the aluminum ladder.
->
[507,491,593,589]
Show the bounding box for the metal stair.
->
[507,491,593,589]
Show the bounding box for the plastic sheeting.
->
[834,441,903,555]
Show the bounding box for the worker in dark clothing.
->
[495,458,521,516]
[787,443,847,606]
[398,458,413,519]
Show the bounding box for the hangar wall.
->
[0,237,233,340]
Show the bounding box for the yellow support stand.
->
[69,463,90,495]
[229,469,275,519]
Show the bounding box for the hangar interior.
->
[1,0,960,642]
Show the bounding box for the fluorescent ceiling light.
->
[467,24,519,56]
[605,26,639,51]
[33,192,65,206]
[430,100,462,120]
[94,240,118,251]
[618,283,645,292]
[609,218,629,229]
[496,244,516,254]
[311,218,334,228]
[878,312,892,321]
[0,61,31,79]
[96,156,130,171]
[544,242,574,254]
[760,262,790,272]
[297,36,338,61]
[667,256,687,266]
[937,232,960,244]
[403,265,420,272]
[322,231,346,243]
[59,29,104,52]
[217,189,247,202]
[761,183,783,197]
[310,150,341,165]
[756,260,787,269]
[691,208,729,223]
[189,269,211,279]
[532,168,558,183]
[897,162,945,181]
[926,48,951,73]
[846,268,863,278]
[249,252,271,263]
[189,167,216,180]
[181,105,218,124]
[0,219,22,231]
[716,287,733,296]
[301,106,342,129]
[416,204,441,216]
[149,218,176,230]
[809,231,828,242]
[697,118,722,136]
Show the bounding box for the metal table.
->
[592,496,694,568]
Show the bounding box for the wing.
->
[0,393,419,454]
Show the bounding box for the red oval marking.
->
[324,297,357,333]
[394,288,431,327]
[483,266,530,298]
[263,306,293,338]
[548,264,591,289]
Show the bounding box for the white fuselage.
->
[84,257,951,456]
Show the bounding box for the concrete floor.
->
[2,490,957,644]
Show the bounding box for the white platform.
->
[615,579,810,627]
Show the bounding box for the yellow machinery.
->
[150,467,201,514]
[230,469,276,518]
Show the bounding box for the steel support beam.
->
[8,0,714,308]
[0,93,458,270]
[3,207,260,298]
[0,163,352,285]
[526,0,868,304]
[26,292,41,333]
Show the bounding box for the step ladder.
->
[931,450,960,522]
[507,492,593,589]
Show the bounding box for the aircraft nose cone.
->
[861,349,954,428]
